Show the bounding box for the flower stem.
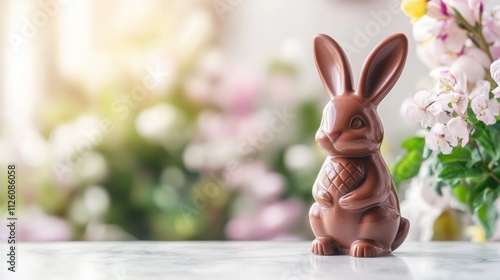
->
[485,71,497,90]
[453,8,494,62]
[471,140,500,184]
[476,24,494,62]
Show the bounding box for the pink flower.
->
[416,39,449,68]
[490,59,500,84]
[413,19,468,70]
[425,117,469,154]
[439,91,468,116]
[221,67,261,115]
[427,1,449,20]
[425,123,456,154]
[448,0,477,25]
[471,81,500,125]
[436,70,468,116]
[413,16,442,42]
[225,198,304,240]
[406,90,440,127]
[438,70,457,92]
[440,19,468,54]
[450,48,490,82]
[432,68,467,91]
[493,86,500,98]
[491,59,500,96]
[468,0,484,10]
[490,44,500,61]
[0,208,73,242]
[447,117,470,147]
[249,172,285,202]
[414,14,468,55]
[468,0,484,19]
[472,95,500,125]
[435,108,453,124]
[483,8,500,52]
[470,80,491,99]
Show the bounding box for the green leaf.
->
[469,149,483,167]
[474,189,500,239]
[433,180,447,196]
[467,176,494,212]
[299,102,322,136]
[438,162,483,180]
[392,150,424,183]
[471,127,483,138]
[452,184,470,204]
[391,137,426,186]
[476,130,496,159]
[422,147,433,160]
[485,123,500,160]
[437,147,472,163]
[401,137,425,151]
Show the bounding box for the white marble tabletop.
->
[1,241,500,280]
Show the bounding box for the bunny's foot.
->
[349,239,389,258]
[391,217,410,251]
[311,237,340,255]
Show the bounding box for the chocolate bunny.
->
[309,33,410,257]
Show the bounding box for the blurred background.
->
[0,0,478,242]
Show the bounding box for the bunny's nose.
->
[329,131,340,142]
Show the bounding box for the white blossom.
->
[406,90,440,127]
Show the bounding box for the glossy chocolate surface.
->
[309,33,410,257]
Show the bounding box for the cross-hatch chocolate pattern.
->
[323,161,365,196]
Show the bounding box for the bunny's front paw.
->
[339,193,365,211]
[314,190,334,208]
[338,194,354,209]
[349,239,388,258]
[311,237,340,255]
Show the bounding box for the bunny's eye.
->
[350,117,365,129]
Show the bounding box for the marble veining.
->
[1,242,500,280]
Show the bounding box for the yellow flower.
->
[401,0,428,23]
[466,226,486,243]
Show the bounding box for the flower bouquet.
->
[395,0,500,239]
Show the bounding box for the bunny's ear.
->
[357,33,408,106]
[314,34,354,98]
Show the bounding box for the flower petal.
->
[471,95,487,114]
[425,131,439,151]
[405,103,424,123]
[402,0,429,22]
[470,80,491,99]
[414,90,435,107]
[439,141,453,154]
[488,99,500,116]
[447,117,469,146]
[492,86,500,98]
[490,59,500,83]
[451,55,486,82]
